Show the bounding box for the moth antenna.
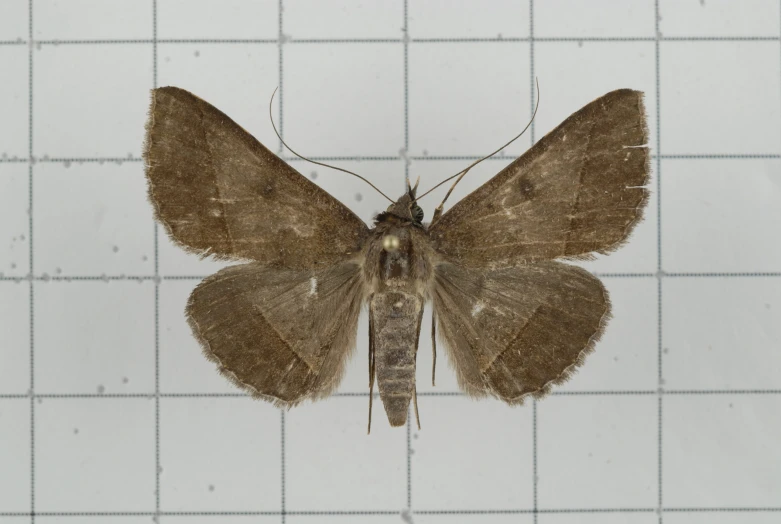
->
[269,87,394,204]
[415,77,541,205]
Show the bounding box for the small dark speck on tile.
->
[412,433,419,439]
[765,303,772,309]
[113,245,119,253]
[122,377,129,384]
[55,267,62,274]
[663,347,669,354]
[355,193,363,202]
[97,385,105,394]
[728,403,733,408]
[208,484,215,492]
[194,50,200,57]
[74,428,79,435]
[19,234,25,241]
[142,255,148,262]
[310,171,318,180]
[10,263,16,269]
[37,397,42,404]
[613,356,619,362]
[164,56,170,62]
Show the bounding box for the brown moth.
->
[144,86,649,431]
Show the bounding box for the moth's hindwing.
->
[432,261,610,402]
[186,262,364,406]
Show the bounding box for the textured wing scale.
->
[144,86,368,269]
[187,261,365,406]
[429,89,649,268]
[432,262,610,402]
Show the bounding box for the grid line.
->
[528,1,538,521]
[654,1,664,521]
[27,0,35,521]
[6,35,781,46]
[151,1,161,521]
[3,153,781,166]
[2,506,781,517]
[278,2,286,522]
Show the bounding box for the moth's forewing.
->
[432,262,609,401]
[144,86,368,269]
[186,261,364,406]
[144,87,370,406]
[429,89,649,268]
[429,89,648,403]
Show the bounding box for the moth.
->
[144,87,649,431]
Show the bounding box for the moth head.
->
[377,191,424,226]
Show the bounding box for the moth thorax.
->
[382,234,400,252]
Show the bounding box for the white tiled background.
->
[1,1,780,523]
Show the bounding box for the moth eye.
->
[412,205,424,223]
[382,235,400,252]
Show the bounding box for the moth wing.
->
[145,86,369,269]
[187,260,364,406]
[429,89,649,267]
[432,261,610,402]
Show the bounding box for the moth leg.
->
[412,384,421,430]
[368,303,376,435]
[431,310,437,387]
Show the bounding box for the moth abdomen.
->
[369,291,423,427]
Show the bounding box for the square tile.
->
[557,277,658,392]
[34,162,155,277]
[663,512,781,524]
[659,0,780,37]
[0,164,29,277]
[284,43,404,157]
[157,43,279,149]
[34,0,153,40]
[33,44,152,158]
[36,281,155,394]
[159,279,243,394]
[663,278,781,390]
[156,42,278,276]
[157,0,277,40]
[409,0,530,39]
[660,159,781,273]
[539,515,658,524]
[660,42,781,156]
[36,398,155,512]
[534,41,658,274]
[413,396,533,511]
[534,41,657,157]
[535,0,656,38]
[286,397,407,511]
[408,43,530,157]
[409,158,516,225]
[0,0,27,41]
[0,400,31,512]
[286,0,403,39]
[663,395,781,507]
[159,397,281,511]
[0,282,29,395]
[0,47,28,160]
[416,516,533,524]
[537,395,658,509]
[292,158,404,225]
